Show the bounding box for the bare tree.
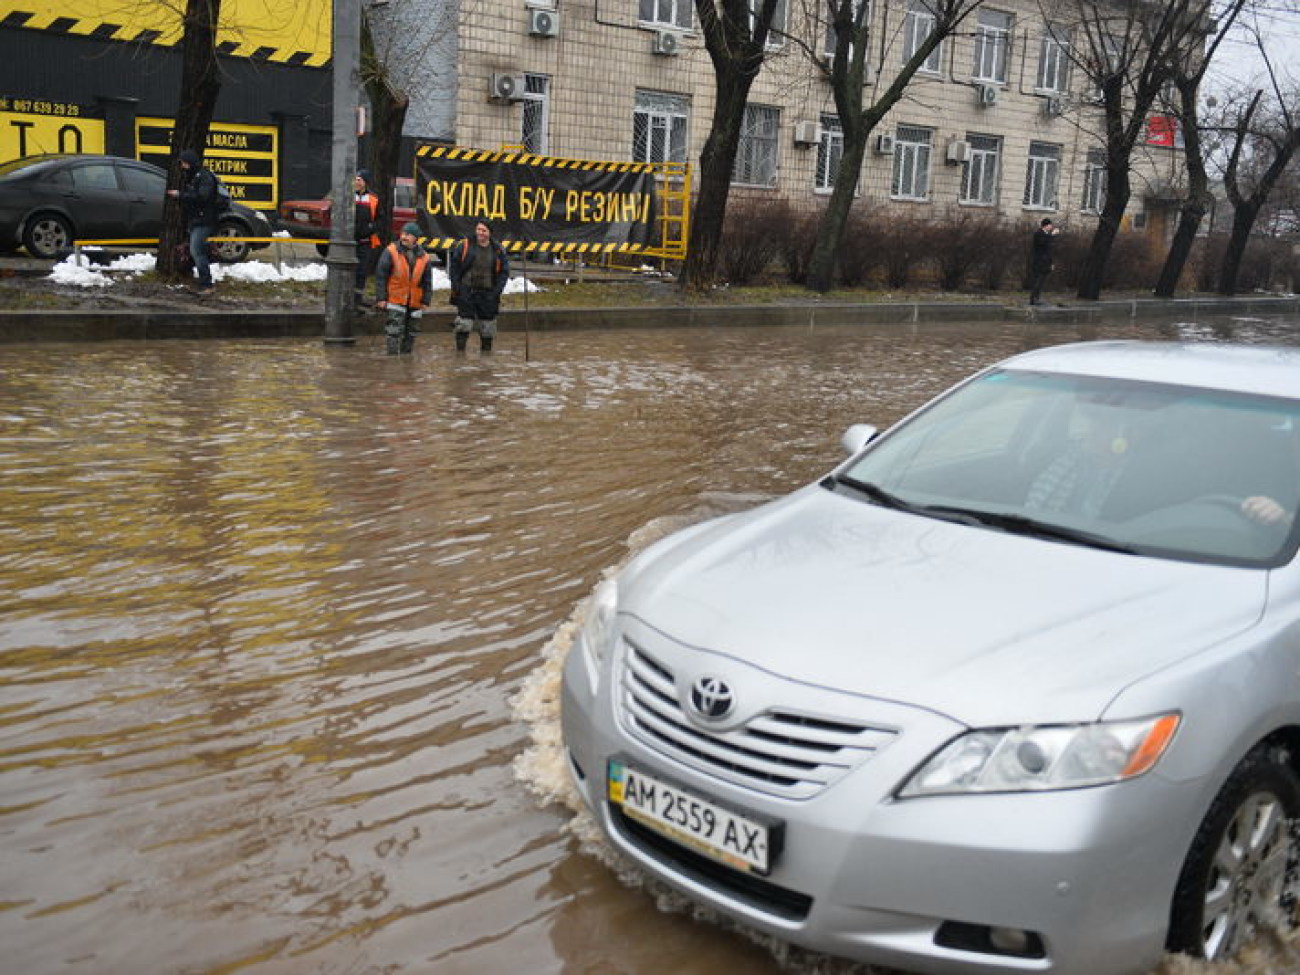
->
[157,0,223,280]
[1047,0,1203,300]
[1152,0,1249,297]
[678,0,783,292]
[1217,84,1300,293]
[803,0,987,293]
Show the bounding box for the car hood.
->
[620,485,1267,728]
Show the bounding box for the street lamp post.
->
[324,0,361,345]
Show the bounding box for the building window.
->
[902,1,942,72]
[733,104,780,186]
[891,124,932,201]
[1036,25,1071,92]
[1082,148,1106,213]
[752,0,788,48]
[961,134,1000,205]
[973,9,1012,83]
[816,114,844,192]
[633,90,689,164]
[823,0,869,64]
[1024,140,1061,209]
[639,0,692,30]
[522,74,550,155]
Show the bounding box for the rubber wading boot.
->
[386,338,400,355]
[455,332,468,352]
[481,336,493,352]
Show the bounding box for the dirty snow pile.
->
[46,252,543,294]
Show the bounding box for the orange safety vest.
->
[383,244,430,308]
[357,192,379,247]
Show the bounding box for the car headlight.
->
[577,578,619,680]
[898,713,1180,797]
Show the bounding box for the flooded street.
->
[4,316,1300,975]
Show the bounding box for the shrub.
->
[973,218,1023,291]
[780,206,822,284]
[837,208,883,288]
[719,197,789,285]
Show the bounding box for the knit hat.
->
[356,168,372,184]
[401,222,420,237]
[179,149,201,167]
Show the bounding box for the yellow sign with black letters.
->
[0,97,105,160]
[136,117,278,211]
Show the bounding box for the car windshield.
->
[836,368,1300,567]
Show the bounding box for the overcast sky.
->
[1207,2,1300,93]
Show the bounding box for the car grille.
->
[619,642,898,800]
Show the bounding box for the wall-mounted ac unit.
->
[653,30,681,56]
[946,139,971,163]
[977,83,999,106]
[874,133,895,155]
[1043,95,1064,117]
[528,8,559,37]
[489,73,526,102]
[793,120,820,146]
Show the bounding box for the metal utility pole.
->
[323,0,360,345]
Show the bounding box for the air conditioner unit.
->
[489,72,526,102]
[874,133,895,155]
[793,120,820,146]
[652,30,681,56]
[977,83,999,106]
[1043,95,1064,117]
[528,8,559,37]
[946,139,971,163]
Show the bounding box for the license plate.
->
[608,759,779,875]
[292,210,311,221]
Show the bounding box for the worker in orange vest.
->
[354,169,380,306]
[374,223,432,355]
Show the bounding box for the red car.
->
[276,177,416,256]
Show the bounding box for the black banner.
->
[415,146,660,253]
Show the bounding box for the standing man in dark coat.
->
[353,170,380,306]
[1028,217,1059,306]
[166,149,219,296]
[448,221,510,352]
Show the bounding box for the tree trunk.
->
[1217,202,1258,296]
[678,75,754,292]
[366,85,409,251]
[1153,195,1209,297]
[1076,171,1129,300]
[157,0,222,280]
[806,138,867,293]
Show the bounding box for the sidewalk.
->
[3,253,1299,342]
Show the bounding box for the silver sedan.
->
[561,340,1300,975]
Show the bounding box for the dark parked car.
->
[277,177,417,256]
[0,154,273,262]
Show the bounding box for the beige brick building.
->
[430,0,1186,238]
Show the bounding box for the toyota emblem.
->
[689,675,735,720]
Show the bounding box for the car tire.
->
[211,220,251,263]
[1167,743,1300,961]
[22,212,73,259]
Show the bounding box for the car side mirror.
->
[841,424,878,456]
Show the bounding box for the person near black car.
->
[166,149,219,296]
[354,170,380,306]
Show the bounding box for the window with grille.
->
[816,114,844,191]
[1024,141,1061,209]
[639,0,692,29]
[891,124,932,200]
[1037,25,1070,92]
[633,90,689,164]
[733,104,780,187]
[1082,148,1106,213]
[522,74,550,155]
[751,0,788,48]
[961,134,1000,205]
[973,9,1011,83]
[903,0,942,72]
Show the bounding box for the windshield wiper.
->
[917,505,1139,554]
[828,475,985,526]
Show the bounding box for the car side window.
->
[71,163,119,191]
[119,165,165,196]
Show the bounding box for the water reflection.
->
[2,317,1298,974]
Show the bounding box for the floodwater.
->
[3,316,1300,975]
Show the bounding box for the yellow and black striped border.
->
[417,237,651,255]
[416,144,665,176]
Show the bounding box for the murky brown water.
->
[3,316,1300,975]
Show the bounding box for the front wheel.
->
[211,221,251,263]
[1167,744,1300,961]
[22,212,73,259]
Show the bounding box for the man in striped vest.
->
[374,223,432,355]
